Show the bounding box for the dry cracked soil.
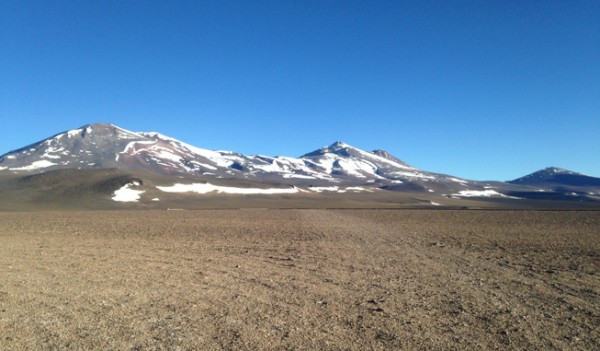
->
[0,209,599,350]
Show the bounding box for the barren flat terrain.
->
[1,210,599,350]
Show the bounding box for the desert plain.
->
[0,209,599,350]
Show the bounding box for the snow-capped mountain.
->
[299,141,480,190]
[2,123,597,204]
[0,123,476,192]
[302,141,420,180]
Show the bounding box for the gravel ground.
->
[0,209,598,350]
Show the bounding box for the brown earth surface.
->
[0,209,599,350]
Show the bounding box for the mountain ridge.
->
[0,123,466,187]
[1,123,599,205]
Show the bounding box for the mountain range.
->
[1,123,598,209]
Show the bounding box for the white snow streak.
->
[282,173,317,179]
[114,125,144,139]
[452,190,519,198]
[157,183,300,195]
[309,186,340,193]
[388,171,436,180]
[454,190,501,197]
[192,162,217,171]
[121,140,157,155]
[43,154,61,159]
[10,160,57,171]
[345,187,371,192]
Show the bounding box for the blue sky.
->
[1,0,598,180]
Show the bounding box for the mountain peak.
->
[57,123,138,140]
[75,122,119,131]
[372,149,394,160]
[84,122,114,128]
[508,167,600,187]
[542,167,577,175]
[300,141,355,158]
[327,141,352,150]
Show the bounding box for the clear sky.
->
[1,0,598,180]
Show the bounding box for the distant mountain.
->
[1,123,598,206]
[509,167,600,187]
[299,141,464,183]
[501,167,600,203]
[0,123,474,192]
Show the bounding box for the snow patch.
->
[114,125,144,139]
[157,183,300,195]
[345,187,371,192]
[121,140,157,154]
[67,129,81,138]
[452,190,519,199]
[309,186,340,193]
[388,170,436,180]
[46,146,68,153]
[453,190,503,197]
[112,183,145,202]
[10,160,57,171]
[192,162,217,171]
[42,153,62,159]
[152,148,184,164]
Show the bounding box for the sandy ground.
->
[0,209,598,350]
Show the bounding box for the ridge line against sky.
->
[1,0,599,181]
